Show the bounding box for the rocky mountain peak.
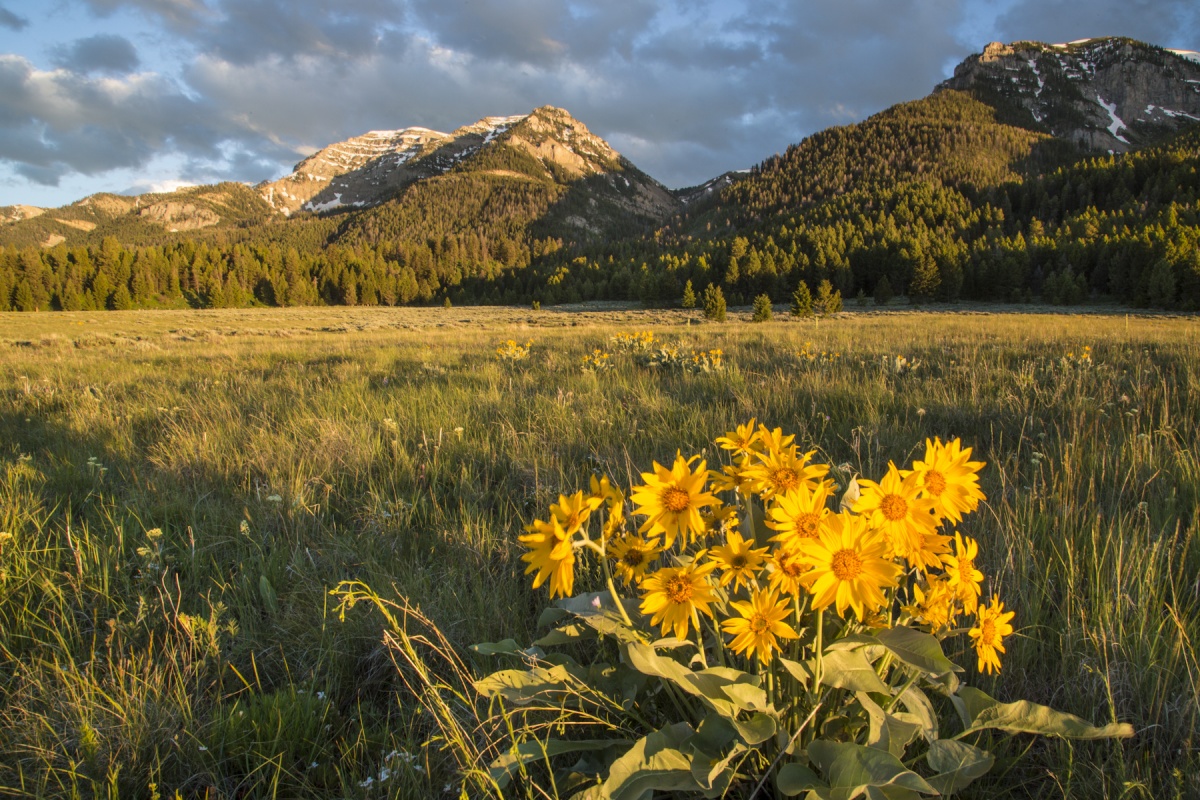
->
[939,36,1200,152]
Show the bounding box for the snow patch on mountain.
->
[1097,97,1130,143]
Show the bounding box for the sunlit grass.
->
[0,306,1196,798]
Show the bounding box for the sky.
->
[0,0,1197,207]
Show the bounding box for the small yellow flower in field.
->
[970,597,1015,675]
[911,437,986,524]
[905,577,958,631]
[854,463,938,565]
[742,447,830,501]
[588,474,623,506]
[608,532,664,587]
[630,454,718,547]
[709,530,769,590]
[943,531,984,614]
[722,588,799,664]
[716,419,762,458]
[909,530,953,574]
[767,483,832,553]
[518,517,575,599]
[701,503,740,537]
[803,512,900,621]
[549,491,602,536]
[640,559,719,640]
[709,463,753,495]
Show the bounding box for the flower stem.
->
[601,554,635,628]
[812,608,825,696]
[691,608,709,669]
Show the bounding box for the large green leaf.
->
[925,739,994,794]
[535,623,599,647]
[624,642,763,712]
[856,692,922,759]
[470,639,527,657]
[896,686,938,743]
[874,627,957,678]
[818,649,890,694]
[963,696,1135,740]
[777,763,828,796]
[557,592,647,644]
[600,722,707,800]
[779,657,813,688]
[489,738,631,789]
[808,740,938,800]
[473,664,574,704]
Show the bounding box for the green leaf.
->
[489,738,631,789]
[808,740,938,800]
[777,763,828,796]
[624,643,763,712]
[925,739,994,794]
[535,623,598,647]
[258,575,278,615]
[557,592,646,644]
[600,723,704,800]
[473,664,573,704]
[538,606,570,628]
[779,657,813,688]
[874,627,957,677]
[896,686,938,743]
[856,692,922,760]
[731,711,777,746]
[470,639,525,657]
[819,649,890,694]
[964,698,1135,740]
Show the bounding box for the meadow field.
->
[0,303,1196,799]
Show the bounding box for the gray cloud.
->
[0,4,27,30]
[993,0,1199,50]
[77,0,209,30]
[51,34,141,74]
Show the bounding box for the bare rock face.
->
[0,205,45,226]
[138,201,221,231]
[939,37,1200,152]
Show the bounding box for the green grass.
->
[0,305,1196,798]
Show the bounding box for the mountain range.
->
[1,36,1198,311]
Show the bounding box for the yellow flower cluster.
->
[797,342,841,365]
[496,339,533,363]
[609,330,656,352]
[1062,345,1093,367]
[580,349,615,373]
[519,425,1014,676]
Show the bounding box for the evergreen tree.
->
[681,279,696,309]
[910,253,941,302]
[752,294,773,322]
[814,279,842,317]
[791,280,814,318]
[702,283,727,322]
[874,275,894,305]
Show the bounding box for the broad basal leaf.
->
[818,649,890,695]
[925,739,993,794]
[808,740,938,800]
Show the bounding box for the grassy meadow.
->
[0,303,1196,799]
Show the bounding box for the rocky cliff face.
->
[939,37,1200,152]
[257,106,678,221]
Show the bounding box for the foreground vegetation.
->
[0,306,1196,798]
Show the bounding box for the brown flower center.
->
[750,614,771,634]
[780,558,804,579]
[665,575,694,604]
[772,468,800,492]
[796,512,821,538]
[980,619,997,644]
[662,487,692,513]
[730,553,748,569]
[831,548,864,581]
[924,470,947,496]
[621,548,646,568]
[880,494,908,521]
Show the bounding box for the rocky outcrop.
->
[939,37,1200,152]
[0,205,45,226]
[138,201,221,231]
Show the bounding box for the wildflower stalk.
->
[812,608,825,697]
[601,555,635,628]
[691,608,709,668]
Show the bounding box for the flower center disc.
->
[925,470,947,496]
[831,548,864,580]
[958,558,975,579]
[750,614,771,634]
[730,554,747,569]
[773,468,799,492]
[622,549,645,568]
[880,494,908,521]
[797,513,820,537]
[980,619,997,644]
[666,575,694,604]
[662,487,692,513]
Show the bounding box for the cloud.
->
[51,34,141,74]
[0,4,27,30]
[992,0,1200,50]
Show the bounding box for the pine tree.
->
[681,279,696,309]
[873,275,894,306]
[790,280,813,318]
[814,279,842,317]
[910,254,941,302]
[702,283,726,322]
[752,293,773,322]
